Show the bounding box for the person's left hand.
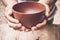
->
[31,19,47,30]
[31,2,50,31]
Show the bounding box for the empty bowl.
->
[12,2,46,29]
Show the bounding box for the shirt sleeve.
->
[47,5,57,21]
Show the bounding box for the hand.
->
[38,1,50,17]
[31,19,47,30]
[31,2,50,31]
[5,5,30,32]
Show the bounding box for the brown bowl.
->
[12,2,46,29]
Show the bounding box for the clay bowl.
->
[12,2,46,29]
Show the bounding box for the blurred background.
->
[0,0,60,25]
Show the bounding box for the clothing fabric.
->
[48,5,57,21]
[0,24,60,40]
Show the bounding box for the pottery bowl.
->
[12,2,46,29]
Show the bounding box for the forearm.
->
[2,0,18,6]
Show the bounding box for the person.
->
[2,0,57,32]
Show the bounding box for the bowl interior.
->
[13,2,45,14]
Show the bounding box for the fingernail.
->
[21,26,26,31]
[36,24,41,27]
[15,19,19,23]
[17,24,22,27]
[16,20,19,23]
[31,27,37,31]
[25,29,30,32]
[26,30,29,32]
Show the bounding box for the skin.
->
[2,0,57,32]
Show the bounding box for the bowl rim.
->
[12,2,45,15]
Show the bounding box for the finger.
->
[38,2,50,17]
[8,21,22,29]
[25,28,30,32]
[31,26,37,31]
[44,4,50,17]
[5,7,19,23]
[5,14,19,23]
[20,26,26,31]
[36,19,47,28]
[5,6,12,15]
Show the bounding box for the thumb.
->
[38,2,50,17]
[45,4,50,17]
[5,6,12,16]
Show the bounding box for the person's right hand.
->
[5,5,30,31]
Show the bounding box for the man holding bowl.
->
[2,0,57,31]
